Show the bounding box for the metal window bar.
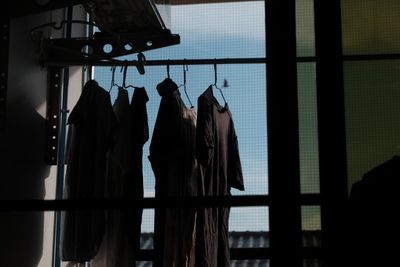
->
[0,194,324,212]
[43,53,400,68]
[135,247,321,261]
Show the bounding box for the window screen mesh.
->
[296,0,315,57]
[344,60,400,190]
[301,206,321,247]
[303,259,322,267]
[297,63,320,194]
[137,0,266,60]
[91,0,268,258]
[341,0,400,55]
[137,260,270,267]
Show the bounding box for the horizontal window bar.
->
[342,53,400,61]
[298,53,400,62]
[135,247,321,261]
[0,194,323,211]
[0,195,269,211]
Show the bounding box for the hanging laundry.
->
[92,86,149,267]
[149,78,198,267]
[195,86,244,267]
[62,80,117,262]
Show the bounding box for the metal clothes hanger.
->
[123,64,141,90]
[110,64,126,93]
[108,65,120,93]
[212,60,227,106]
[178,59,194,108]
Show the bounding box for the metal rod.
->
[45,57,268,67]
[52,7,73,267]
[43,53,400,68]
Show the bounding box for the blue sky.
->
[95,1,268,232]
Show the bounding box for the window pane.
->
[344,60,400,190]
[141,1,266,60]
[141,209,155,249]
[341,0,400,55]
[93,61,268,261]
[229,207,269,248]
[296,0,316,57]
[137,262,153,267]
[303,259,321,267]
[94,63,267,196]
[231,260,269,267]
[137,259,271,267]
[297,63,320,194]
[301,206,321,247]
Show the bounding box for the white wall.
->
[0,5,86,267]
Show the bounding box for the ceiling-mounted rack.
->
[32,19,180,75]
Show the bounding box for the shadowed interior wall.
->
[0,5,86,267]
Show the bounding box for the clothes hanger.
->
[108,65,120,93]
[123,64,142,90]
[108,64,127,93]
[178,59,194,108]
[212,60,227,106]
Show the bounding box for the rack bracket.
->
[40,30,180,69]
[45,67,62,165]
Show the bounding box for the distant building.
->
[137,231,321,267]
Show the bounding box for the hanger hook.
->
[123,66,127,88]
[122,61,128,88]
[214,59,218,85]
[183,59,187,86]
[109,66,116,92]
[213,59,227,105]
[167,59,170,79]
[137,52,146,75]
[182,59,194,108]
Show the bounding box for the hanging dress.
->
[195,86,244,267]
[149,78,198,267]
[62,80,117,262]
[92,86,149,267]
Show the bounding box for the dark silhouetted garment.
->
[92,87,149,267]
[195,86,244,267]
[149,78,198,267]
[62,80,117,262]
[347,155,400,267]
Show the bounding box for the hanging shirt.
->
[62,80,117,262]
[195,86,244,267]
[92,87,149,267]
[149,78,198,267]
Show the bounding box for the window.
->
[92,0,267,265]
